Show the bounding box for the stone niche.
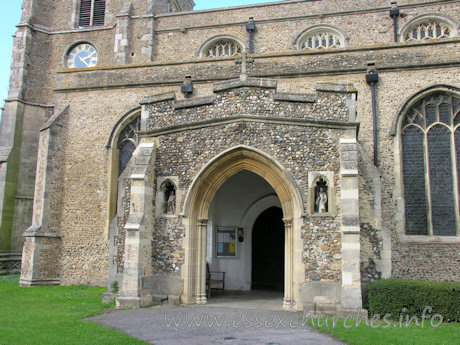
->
[155,176,180,217]
[307,171,337,216]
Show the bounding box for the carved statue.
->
[315,187,328,213]
[167,190,176,214]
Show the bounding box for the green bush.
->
[368,279,460,322]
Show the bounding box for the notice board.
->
[216,226,237,257]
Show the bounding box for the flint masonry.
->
[0,0,458,311]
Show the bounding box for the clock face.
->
[66,43,98,68]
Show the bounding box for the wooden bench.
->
[0,251,22,275]
[206,263,225,298]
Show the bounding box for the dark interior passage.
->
[251,206,284,291]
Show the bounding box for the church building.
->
[0,0,458,312]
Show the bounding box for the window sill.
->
[399,234,460,244]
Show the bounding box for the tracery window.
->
[205,40,242,58]
[117,116,140,176]
[404,21,451,41]
[79,0,106,27]
[301,32,342,49]
[295,26,345,51]
[401,93,460,236]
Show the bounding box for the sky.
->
[0,0,281,112]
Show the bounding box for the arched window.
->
[401,92,460,236]
[294,25,346,50]
[400,15,457,42]
[169,0,180,13]
[79,0,106,27]
[117,116,140,176]
[199,36,244,58]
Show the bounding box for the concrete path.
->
[88,304,346,345]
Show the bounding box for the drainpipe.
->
[366,62,379,167]
[390,2,400,42]
[246,17,256,54]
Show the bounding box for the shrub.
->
[367,279,460,322]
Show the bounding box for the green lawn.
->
[308,314,460,345]
[2,275,458,345]
[0,275,147,345]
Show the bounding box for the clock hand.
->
[78,56,89,67]
[82,52,96,61]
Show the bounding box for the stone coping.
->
[213,78,277,92]
[316,82,357,93]
[174,96,216,109]
[140,92,175,105]
[273,93,316,103]
[40,106,69,131]
[139,115,359,138]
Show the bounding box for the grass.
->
[306,313,460,345]
[2,275,458,345]
[0,275,147,345]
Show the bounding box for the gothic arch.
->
[392,85,460,242]
[390,85,460,136]
[105,107,141,236]
[181,145,305,310]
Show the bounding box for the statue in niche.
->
[161,180,176,215]
[167,190,176,214]
[314,178,328,213]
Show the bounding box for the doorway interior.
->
[207,170,284,298]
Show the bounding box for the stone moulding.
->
[316,82,357,93]
[213,77,277,92]
[40,106,69,131]
[139,92,175,105]
[173,96,216,110]
[138,115,359,138]
[273,92,316,103]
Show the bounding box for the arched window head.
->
[199,35,244,58]
[117,116,140,176]
[400,92,460,236]
[169,0,180,13]
[295,25,346,51]
[79,0,106,27]
[400,15,457,42]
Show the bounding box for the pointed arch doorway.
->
[181,146,304,311]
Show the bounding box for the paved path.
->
[88,305,346,345]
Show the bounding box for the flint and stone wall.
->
[1,0,456,302]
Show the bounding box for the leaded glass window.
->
[401,93,460,236]
[206,41,242,58]
[301,32,342,50]
[117,116,140,176]
[404,21,451,42]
